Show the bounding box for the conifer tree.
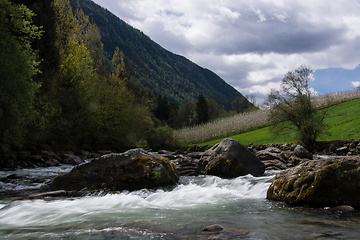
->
[196,93,209,124]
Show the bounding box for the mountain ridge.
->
[70,0,247,111]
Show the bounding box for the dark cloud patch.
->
[92,0,360,104]
[191,15,347,55]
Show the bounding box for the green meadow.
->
[200,98,360,146]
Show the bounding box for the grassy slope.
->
[200,98,360,146]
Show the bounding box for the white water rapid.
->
[1,167,360,240]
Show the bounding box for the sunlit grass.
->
[179,91,360,147]
[318,97,360,141]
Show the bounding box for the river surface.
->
[0,165,360,239]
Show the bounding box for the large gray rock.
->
[48,149,178,191]
[294,145,313,159]
[267,156,360,208]
[200,139,265,178]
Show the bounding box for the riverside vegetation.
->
[175,89,360,145]
[1,0,251,162]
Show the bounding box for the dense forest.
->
[0,0,251,153]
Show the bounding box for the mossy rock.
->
[267,156,360,208]
[49,149,178,192]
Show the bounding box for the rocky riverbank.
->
[2,139,360,208]
[1,139,359,171]
[0,144,113,170]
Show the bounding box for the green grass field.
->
[200,98,360,146]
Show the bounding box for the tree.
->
[154,95,171,122]
[177,102,196,127]
[249,94,256,107]
[0,0,42,150]
[232,96,248,113]
[207,98,226,120]
[196,93,209,124]
[266,65,328,146]
[87,47,153,148]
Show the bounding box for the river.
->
[0,165,360,239]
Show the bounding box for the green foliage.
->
[50,0,154,149]
[232,96,249,113]
[85,47,153,148]
[196,93,209,124]
[146,126,182,151]
[0,0,155,151]
[266,66,329,146]
[0,0,42,150]
[153,95,171,122]
[200,97,360,146]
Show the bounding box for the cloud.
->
[352,81,360,88]
[93,0,360,104]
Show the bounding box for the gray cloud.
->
[93,0,360,104]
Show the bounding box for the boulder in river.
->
[294,145,313,159]
[48,149,178,191]
[267,156,360,208]
[200,138,265,178]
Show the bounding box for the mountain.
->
[69,0,247,111]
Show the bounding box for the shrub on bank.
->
[146,126,182,151]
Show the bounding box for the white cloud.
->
[93,0,360,104]
[352,81,360,88]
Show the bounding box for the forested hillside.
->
[68,0,245,111]
[1,0,154,152]
[1,0,251,155]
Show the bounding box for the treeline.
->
[1,0,154,152]
[152,93,231,129]
[0,0,251,153]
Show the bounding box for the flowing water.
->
[0,166,360,239]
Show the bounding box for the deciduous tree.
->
[266,65,328,146]
[0,0,42,150]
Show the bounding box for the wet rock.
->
[186,152,203,159]
[158,150,172,155]
[60,153,84,165]
[175,157,199,176]
[331,205,355,213]
[267,156,360,208]
[294,145,313,159]
[201,138,265,178]
[335,146,349,155]
[256,150,279,161]
[287,155,305,167]
[262,160,288,170]
[279,150,293,162]
[265,147,282,153]
[2,174,22,181]
[349,141,358,150]
[44,158,61,167]
[329,144,337,153]
[202,224,224,232]
[48,148,179,191]
[291,144,298,151]
[281,143,291,151]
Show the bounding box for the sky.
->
[92,0,360,105]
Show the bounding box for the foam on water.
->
[0,172,277,229]
[2,169,360,240]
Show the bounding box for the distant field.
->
[175,90,360,145]
[195,97,360,146]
